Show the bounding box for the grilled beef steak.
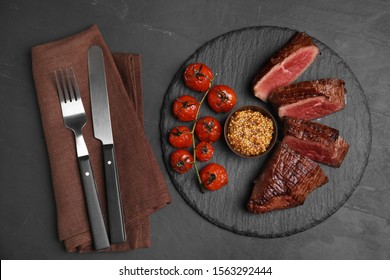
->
[283,117,349,167]
[269,78,346,120]
[247,142,328,214]
[253,32,319,102]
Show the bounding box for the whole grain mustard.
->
[227,110,274,156]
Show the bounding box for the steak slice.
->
[247,142,328,214]
[269,79,346,120]
[283,117,349,167]
[253,32,319,102]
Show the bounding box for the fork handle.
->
[78,155,110,250]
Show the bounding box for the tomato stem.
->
[191,74,217,193]
[191,131,205,193]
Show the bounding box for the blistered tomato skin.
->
[195,141,214,162]
[172,95,199,122]
[168,126,193,148]
[170,150,194,174]
[183,63,214,92]
[207,85,237,113]
[200,163,228,191]
[195,116,222,143]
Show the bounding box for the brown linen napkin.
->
[31,25,171,253]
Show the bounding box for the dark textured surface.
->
[1,0,389,259]
[161,26,370,237]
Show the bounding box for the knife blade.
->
[88,45,126,244]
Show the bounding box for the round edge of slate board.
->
[160,26,372,238]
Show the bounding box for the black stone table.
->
[1,0,389,259]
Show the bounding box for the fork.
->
[54,68,110,250]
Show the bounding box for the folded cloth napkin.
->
[31,25,171,253]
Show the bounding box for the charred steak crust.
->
[282,117,350,167]
[283,117,339,145]
[247,142,329,214]
[269,79,346,107]
[268,78,346,120]
[252,32,318,93]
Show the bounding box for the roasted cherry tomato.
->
[207,85,237,113]
[200,163,228,191]
[172,95,199,122]
[195,116,222,143]
[195,141,214,162]
[183,63,214,92]
[170,150,194,174]
[168,126,193,148]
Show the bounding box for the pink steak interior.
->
[254,46,319,101]
[278,97,343,120]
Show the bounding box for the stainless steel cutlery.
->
[54,46,127,248]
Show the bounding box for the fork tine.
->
[60,69,70,103]
[66,68,76,102]
[54,70,65,104]
[70,68,81,100]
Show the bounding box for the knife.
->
[88,45,126,243]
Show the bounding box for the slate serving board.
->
[160,26,371,237]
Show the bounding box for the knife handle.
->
[78,155,110,250]
[103,144,126,243]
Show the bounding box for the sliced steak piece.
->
[247,142,328,214]
[269,79,346,120]
[253,32,319,102]
[283,117,349,167]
